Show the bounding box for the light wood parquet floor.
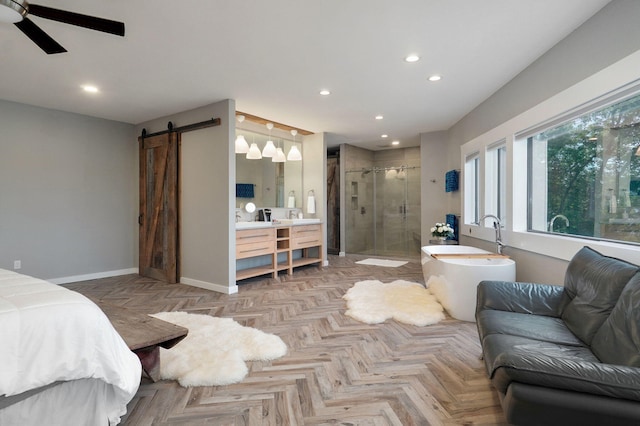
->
[65,254,507,426]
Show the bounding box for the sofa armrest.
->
[491,350,640,402]
[476,280,565,317]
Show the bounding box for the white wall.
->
[135,99,236,293]
[302,132,328,264]
[0,99,137,282]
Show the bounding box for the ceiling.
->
[0,0,611,150]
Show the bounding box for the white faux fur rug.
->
[343,280,445,326]
[150,311,287,387]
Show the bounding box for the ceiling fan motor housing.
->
[0,0,28,23]
[1,0,125,54]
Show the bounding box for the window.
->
[528,92,640,245]
[486,144,507,223]
[464,155,480,224]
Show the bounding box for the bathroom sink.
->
[235,221,272,229]
[276,218,321,225]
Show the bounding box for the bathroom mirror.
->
[235,127,302,209]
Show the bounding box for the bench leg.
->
[135,346,161,382]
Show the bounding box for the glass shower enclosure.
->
[345,165,421,258]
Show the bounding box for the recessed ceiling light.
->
[428,75,442,82]
[381,134,388,138]
[375,115,383,120]
[405,55,420,63]
[392,140,400,145]
[82,85,99,93]
[319,89,331,96]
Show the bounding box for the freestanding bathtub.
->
[421,245,516,322]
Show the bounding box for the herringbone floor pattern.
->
[65,255,506,425]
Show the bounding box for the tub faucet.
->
[479,214,504,254]
[548,214,569,232]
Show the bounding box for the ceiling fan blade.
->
[14,17,66,54]
[27,4,125,36]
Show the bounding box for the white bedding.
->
[0,269,141,425]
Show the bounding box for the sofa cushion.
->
[591,273,640,367]
[561,247,639,345]
[483,333,640,402]
[482,334,596,381]
[477,309,585,347]
[476,280,565,318]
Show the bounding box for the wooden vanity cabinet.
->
[290,224,323,270]
[236,228,276,280]
[235,224,323,281]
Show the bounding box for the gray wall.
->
[449,0,640,149]
[435,0,640,284]
[0,99,137,282]
[420,131,450,245]
[135,99,236,293]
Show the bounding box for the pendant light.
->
[272,142,287,162]
[287,129,302,161]
[246,142,262,159]
[262,122,277,157]
[235,134,249,154]
[234,114,249,153]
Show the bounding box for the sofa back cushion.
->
[561,246,639,345]
[591,273,640,367]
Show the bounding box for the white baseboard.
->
[180,277,238,295]
[48,268,139,285]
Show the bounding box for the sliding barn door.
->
[138,132,178,283]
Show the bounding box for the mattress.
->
[0,268,141,425]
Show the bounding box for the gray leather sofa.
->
[476,246,640,426]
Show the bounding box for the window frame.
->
[523,90,640,245]
[463,153,480,225]
[485,141,507,224]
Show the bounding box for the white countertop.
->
[236,218,321,230]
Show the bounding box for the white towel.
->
[307,194,316,214]
[288,195,296,208]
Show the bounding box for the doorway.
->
[326,148,340,254]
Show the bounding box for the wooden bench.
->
[91,299,188,382]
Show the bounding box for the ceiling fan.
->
[0,0,125,54]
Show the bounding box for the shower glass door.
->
[345,166,420,258]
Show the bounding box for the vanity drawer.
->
[291,225,322,249]
[291,224,322,237]
[236,240,274,259]
[236,228,275,245]
[236,228,275,259]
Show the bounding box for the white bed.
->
[0,269,141,425]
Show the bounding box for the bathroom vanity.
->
[236,221,323,281]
